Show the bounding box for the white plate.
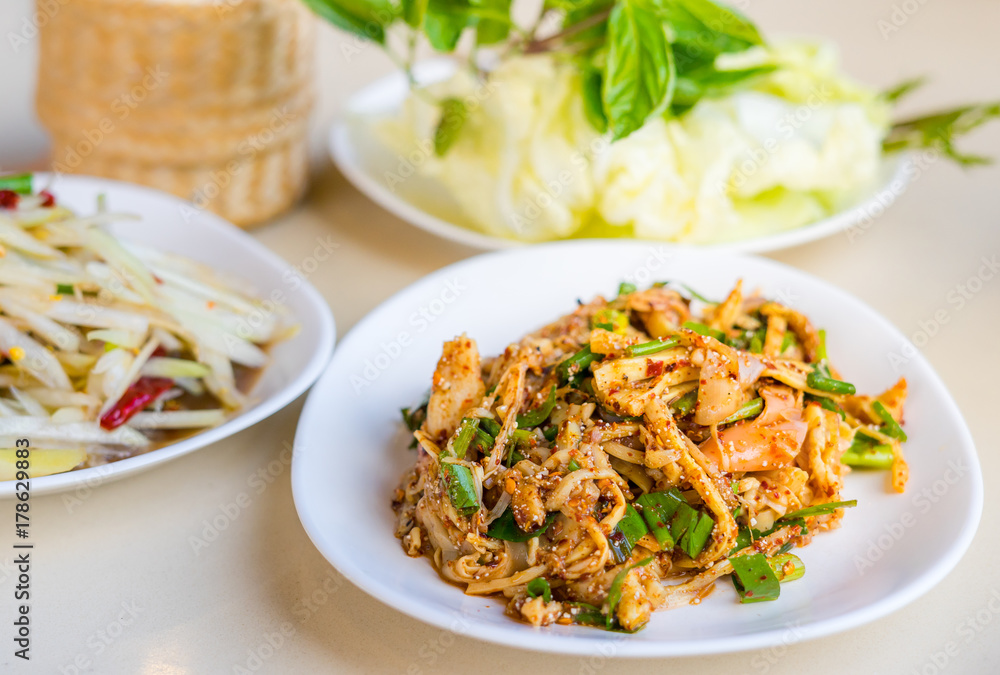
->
[0,174,336,498]
[329,60,912,253]
[292,240,981,657]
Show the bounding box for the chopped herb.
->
[683,321,726,342]
[606,557,655,630]
[441,463,479,516]
[626,337,680,357]
[55,283,74,295]
[768,553,805,582]
[526,577,552,603]
[617,281,638,296]
[806,370,856,395]
[730,552,781,603]
[719,397,763,426]
[780,500,857,521]
[516,386,557,428]
[567,458,581,472]
[487,509,557,542]
[872,400,907,441]
[671,389,698,416]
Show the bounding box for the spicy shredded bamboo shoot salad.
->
[0,176,293,480]
[393,282,908,631]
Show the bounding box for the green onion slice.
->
[671,389,697,416]
[606,557,655,629]
[557,345,599,384]
[526,577,552,603]
[683,321,726,342]
[626,337,680,357]
[719,397,763,426]
[486,510,557,542]
[872,400,907,441]
[441,463,479,516]
[781,499,857,521]
[516,386,557,428]
[730,552,781,603]
[451,417,481,459]
[806,370,856,395]
[768,553,805,582]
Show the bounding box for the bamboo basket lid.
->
[35,0,317,228]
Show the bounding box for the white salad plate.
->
[329,60,912,254]
[292,241,981,657]
[0,174,336,498]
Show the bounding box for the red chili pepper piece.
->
[39,190,55,207]
[0,190,19,209]
[100,376,174,430]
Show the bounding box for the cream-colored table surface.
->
[1,0,999,672]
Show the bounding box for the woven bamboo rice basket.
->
[36,0,316,227]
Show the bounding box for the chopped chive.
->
[842,441,894,469]
[526,577,552,603]
[0,173,32,194]
[606,557,655,629]
[669,503,699,550]
[681,512,715,558]
[671,389,698,416]
[516,386,557,428]
[617,281,637,296]
[557,345,599,384]
[55,283,74,295]
[781,500,857,521]
[806,370,856,395]
[505,449,526,467]
[471,428,494,454]
[542,425,558,442]
[441,463,479,516]
[806,394,846,419]
[480,417,501,437]
[683,321,726,342]
[635,489,685,549]
[730,552,781,603]
[768,553,805,582]
[626,337,680,357]
[567,458,581,472]
[609,505,649,564]
[872,401,907,441]
[451,417,480,460]
[719,397,763,426]
[567,601,605,627]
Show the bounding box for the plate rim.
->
[328,58,913,255]
[0,172,337,498]
[291,239,982,657]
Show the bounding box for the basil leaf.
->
[673,0,762,45]
[603,0,674,140]
[672,65,774,108]
[472,0,511,44]
[425,0,469,51]
[402,0,429,29]
[434,98,468,156]
[581,66,609,133]
[300,0,392,44]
